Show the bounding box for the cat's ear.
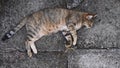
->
[85,13,97,20]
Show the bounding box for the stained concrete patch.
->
[68,49,120,68]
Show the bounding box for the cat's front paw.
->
[65,47,75,53]
[73,41,77,46]
[27,50,32,57]
[65,44,71,48]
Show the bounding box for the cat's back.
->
[25,8,70,34]
[32,8,69,24]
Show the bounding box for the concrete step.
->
[0,51,67,68]
[68,49,120,68]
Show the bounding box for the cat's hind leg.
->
[25,29,45,57]
[25,29,38,57]
[25,40,32,57]
[25,37,37,57]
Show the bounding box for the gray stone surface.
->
[76,0,120,49]
[1,51,67,68]
[68,49,120,68]
[0,0,120,68]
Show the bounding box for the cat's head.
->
[83,13,97,28]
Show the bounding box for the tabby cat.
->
[1,8,96,57]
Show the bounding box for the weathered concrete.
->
[76,0,120,49]
[68,49,120,68]
[1,51,67,68]
[0,0,120,68]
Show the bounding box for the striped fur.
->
[1,8,96,57]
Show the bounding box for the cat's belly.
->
[38,23,69,36]
[49,25,69,33]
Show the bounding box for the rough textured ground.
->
[68,49,120,68]
[0,0,120,68]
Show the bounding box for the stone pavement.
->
[0,0,120,68]
[68,49,120,68]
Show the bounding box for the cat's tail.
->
[1,17,27,41]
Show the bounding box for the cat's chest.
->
[75,23,82,30]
